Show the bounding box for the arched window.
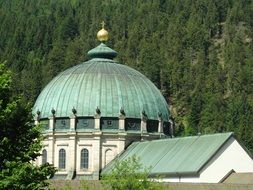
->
[42,149,47,164]
[80,149,89,169]
[59,149,66,169]
[105,149,114,166]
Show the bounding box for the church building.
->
[34,24,253,182]
[34,24,172,180]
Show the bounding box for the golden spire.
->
[97,21,109,42]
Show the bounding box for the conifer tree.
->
[0,63,55,190]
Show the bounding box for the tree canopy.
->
[0,63,55,190]
[101,156,164,190]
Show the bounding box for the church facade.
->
[33,25,172,180]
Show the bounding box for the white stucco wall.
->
[36,114,161,180]
[76,138,93,175]
[37,132,141,179]
[199,137,253,183]
[161,177,200,183]
[55,137,69,175]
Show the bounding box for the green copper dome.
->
[34,43,169,121]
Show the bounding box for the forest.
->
[0,0,252,153]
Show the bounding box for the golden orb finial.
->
[97,21,109,42]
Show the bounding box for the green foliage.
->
[81,181,91,190]
[101,156,165,190]
[0,0,253,153]
[59,182,73,190]
[0,63,56,190]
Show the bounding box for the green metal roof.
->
[88,43,118,59]
[102,133,234,175]
[33,43,169,121]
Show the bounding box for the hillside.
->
[0,0,252,153]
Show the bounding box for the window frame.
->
[80,148,89,170]
[58,149,66,169]
[42,149,47,164]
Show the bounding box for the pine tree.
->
[0,63,55,190]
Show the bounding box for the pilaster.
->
[70,115,76,131]
[48,110,55,165]
[117,136,126,154]
[35,111,40,125]
[141,111,147,133]
[94,107,101,131]
[119,115,125,132]
[47,135,55,165]
[94,116,101,131]
[49,116,55,132]
[68,134,76,178]
[93,135,101,180]
[158,116,164,134]
[169,119,174,137]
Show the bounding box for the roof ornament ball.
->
[51,108,56,116]
[96,107,101,115]
[120,107,125,116]
[158,112,163,118]
[72,107,77,115]
[97,21,109,42]
[142,110,147,118]
[36,110,41,116]
[36,110,41,122]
